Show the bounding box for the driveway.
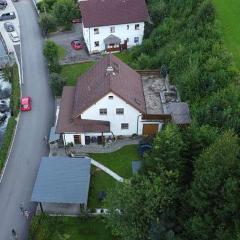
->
[0,0,54,239]
[49,23,101,64]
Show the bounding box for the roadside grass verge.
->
[213,0,240,69]
[0,117,16,170]
[61,61,95,86]
[90,145,138,178]
[29,214,114,240]
[0,64,20,171]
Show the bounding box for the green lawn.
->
[91,145,138,178]
[61,62,95,85]
[88,145,139,208]
[88,166,119,209]
[29,215,114,240]
[213,0,240,68]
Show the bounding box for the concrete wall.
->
[82,22,145,53]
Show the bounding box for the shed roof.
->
[80,0,149,28]
[166,102,191,125]
[31,157,91,205]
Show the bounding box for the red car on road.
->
[20,96,31,111]
[71,40,84,50]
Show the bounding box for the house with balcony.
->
[79,0,149,54]
[56,54,191,146]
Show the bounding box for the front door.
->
[74,135,81,144]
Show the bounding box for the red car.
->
[20,96,31,111]
[71,40,84,50]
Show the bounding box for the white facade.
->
[82,22,145,54]
[62,92,162,146]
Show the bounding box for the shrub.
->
[39,13,57,36]
[49,73,66,96]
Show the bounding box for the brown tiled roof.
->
[80,0,149,28]
[56,87,110,133]
[72,54,146,118]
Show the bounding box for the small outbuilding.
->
[31,156,91,215]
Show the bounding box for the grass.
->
[61,62,95,86]
[57,45,66,59]
[114,51,132,65]
[88,145,138,208]
[0,64,20,170]
[213,0,240,69]
[29,215,114,240]
[0,117,16,170]
[90,145,139,178]
[88,166,119,209]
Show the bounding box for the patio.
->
[50,136,141,155]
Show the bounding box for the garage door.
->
[143,124,159,135]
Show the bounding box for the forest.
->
[106,0,240,239]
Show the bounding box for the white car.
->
[9,31,19,42]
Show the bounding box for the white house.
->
[56,54,164,146]
[79,0,149,54]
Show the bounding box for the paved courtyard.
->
[49,23,102,64]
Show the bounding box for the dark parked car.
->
[0,0,7,10]
[0,12,16,21]
[4,22,14,32]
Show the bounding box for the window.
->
[94,41,99,47]
[127,25,129,30]
[108,96,113,99]
[94,28,99,34]
[116,108,124,115]
[99,108,107,115]
[126,38,129,42]
[110,26,115,33]
[121,123,129,129]
[135,24,140,30]
[134,37,139,44]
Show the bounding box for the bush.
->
[43,40,61,73]
[49,73,66,96]
[39,13,57,36]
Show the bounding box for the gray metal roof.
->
[31,157,91,204]
[132,160,142,174]
[166,102,191,125]
[104,34,121,45]
[49,126,60,143]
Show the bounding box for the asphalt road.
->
[0,1,54,239]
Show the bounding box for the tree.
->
[106,173,181,240]
[43,40,61,73]
[52,0,79,29]
[39,13,57,36]
[184,131,240,240]
[49,73,66,96]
